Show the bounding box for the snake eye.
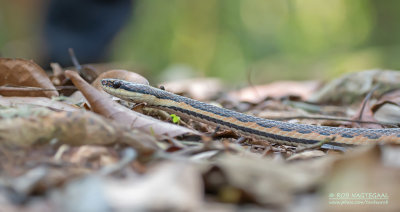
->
[113,80,122,89]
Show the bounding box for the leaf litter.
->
[0,58,400,211]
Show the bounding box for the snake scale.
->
[101,79,400,147]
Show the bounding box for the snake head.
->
[100,78,159,104]
[101,78,122,89]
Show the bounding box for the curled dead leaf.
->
[92,69,149,91]
[0,109,158,160]
[0,58,58,97]
[309,70,400,104]
[371,90,400,123]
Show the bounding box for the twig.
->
[357,84,380,121]
[246,67,262,102]
[235,137,246,144]
[295,137,336,153]
[55,86,77,90]
[0,85,77,92]
[211,126,221,137]
[68,48,82,73]
[68,48,97,82]
[99,148,137,176]
[132,102,147,111]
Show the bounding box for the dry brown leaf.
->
[204,153,331,206]
[52,162,203,211]
[160,78,222,101]
[49,62,66,86]
[0,109,157,159]
[104,162,203,211]
[370,89,400,123]
[2,164,90,204]
[373,103,400,123]
[50,62,64,77]
[0,58,58,97]
[229,81,319,104]
[0,96,79,112]
[92,69,149,91]
[286,150,326,161]
[65,70,200,138]
[321,146,400,211]
[309,70,400,104]
[375,89,400,106]
[380,145,400,168]
[69,145,118,166]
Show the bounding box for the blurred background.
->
[1,0,400,84]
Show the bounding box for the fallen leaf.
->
[49,62,65,86]
[0,164,91,210]
[52,162,203,211]
[204,153,331,205]
[286,150,326,161]
[160,78,222,101]
[373,103,400,124]
[0,109,158,160]
[371,89,400,123]
[375,89,400,104]
[309,70,400,104]
[92,69,149,91]
[105,162,203,211]
[229,81,319,104]
[381,145,400,168]
[0,58,58,97]
[69,145,118,167]
[321,146,400,211]
[0,97,79,112]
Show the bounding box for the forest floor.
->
[0,58,399,212]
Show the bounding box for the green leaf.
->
[170,114,181,124]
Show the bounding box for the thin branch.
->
[358,84,380,121]
[295,137,335,153]
[68,48,82,73]
[0,85,76,92]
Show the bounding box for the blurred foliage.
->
[0,0,46,60]
[2,0,400,83]
[112,0,400,83]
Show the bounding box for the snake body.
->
[101,79,400,146]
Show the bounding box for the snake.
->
[101,78,400,147]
